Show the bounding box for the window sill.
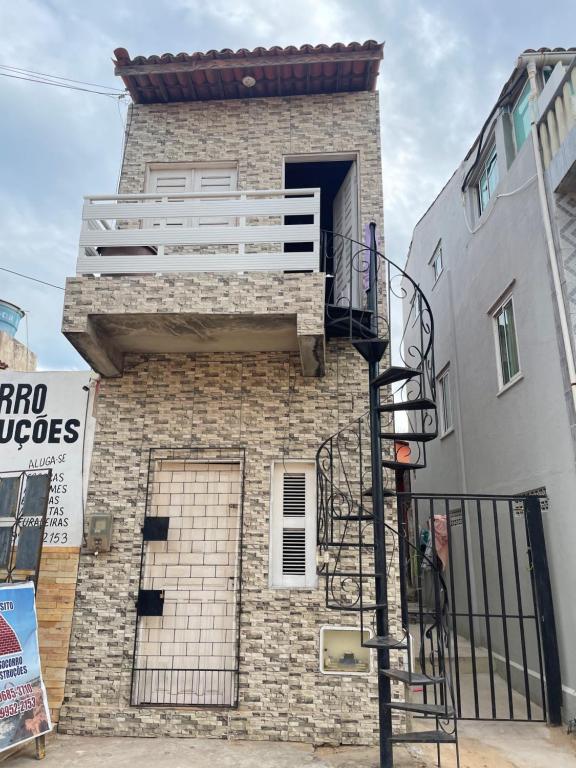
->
[269,583,318,590]
[320,668,372,677]
[439,427,454,440]
[432,271,444,290]
[497,373,523,397]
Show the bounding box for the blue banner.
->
[0,582,51,752]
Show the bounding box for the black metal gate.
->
[0,469,51,587]
[131,448,245,708]
[397,492,561,724]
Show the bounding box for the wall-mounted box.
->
[85,513,113,553]
[320,626,373,675]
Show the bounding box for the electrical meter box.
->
[85,513,113,553]
[320,626,372,675]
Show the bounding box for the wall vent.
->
[283,473,306,516]
[282,529,306,575]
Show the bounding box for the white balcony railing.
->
[77,188,320,275]
[538,60,576,172]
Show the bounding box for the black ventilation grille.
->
[282,473,306,517]
[136,589,164,616]
[282,529,306,575]
[143,516,169,541]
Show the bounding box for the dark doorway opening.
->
[284,160,353,240]
[284,158,360,308]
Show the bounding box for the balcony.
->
[76,188,320,275]
[63,188,326,378]
[538,59,576,193]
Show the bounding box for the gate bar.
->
[524,496,562,726]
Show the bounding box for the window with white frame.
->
[478,145,499,214]
[494,296,521,387]
[269,461,317,588]
[437,366,453,435]
[512,80,531,153]
[431,241,443,283]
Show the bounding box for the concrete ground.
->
[4,723,576,768]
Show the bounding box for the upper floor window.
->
[269,461,317,589]
[431,241,443,283]
[146,164,237,227]
[512,81,532,153]
[478,145,499,214]
[542,66,554,85]
[437,366,453,436]
[494,296,521,388]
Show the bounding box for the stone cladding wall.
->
[60,345,402,743]
[60,89,398,743]
[117,91,383,231]
[36,548,80,723]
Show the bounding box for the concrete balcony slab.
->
[62,272,325,378]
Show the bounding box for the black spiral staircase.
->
[316,225,460,768]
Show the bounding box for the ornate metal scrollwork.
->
[316,228,458,753]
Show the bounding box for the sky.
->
[0,0,574,370]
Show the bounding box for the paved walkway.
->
[4,724,576,768]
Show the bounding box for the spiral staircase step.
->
[363,635,408,649]
[378,398,437,413]
[325,305,376,340]
[326,602,388,612]
[363,486,396,498]
[380,431,438,442]
[382,459,426,471]
[352,339,389,363]
[383,701,455,717]
[390,730,456,744]
[371,366,422,387]
[379,669,445,686]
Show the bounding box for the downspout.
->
[527,61,576,412]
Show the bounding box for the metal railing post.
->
[524,495,562,725]
[367,221,393,768]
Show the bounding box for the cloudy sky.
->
[0,0,573,370]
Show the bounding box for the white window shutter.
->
[147,168,193,228]
[270,462,316,588]
[195,167,237,227]
[145,165,237,228]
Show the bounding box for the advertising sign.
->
[0,372,97,548]
[0,582,51,752]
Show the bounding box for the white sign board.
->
[0,582,52,752]
[0,372,96,548]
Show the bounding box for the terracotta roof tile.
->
[522,47,576,53]
[114,41,384,104]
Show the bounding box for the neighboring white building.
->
[406,47,576,721]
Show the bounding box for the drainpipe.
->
[527,61,576,412]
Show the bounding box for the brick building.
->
[56,41,413,747]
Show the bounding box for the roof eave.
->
[113,42,384,104]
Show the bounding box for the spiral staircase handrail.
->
[316,227,459,764]
[320,227,435,364]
